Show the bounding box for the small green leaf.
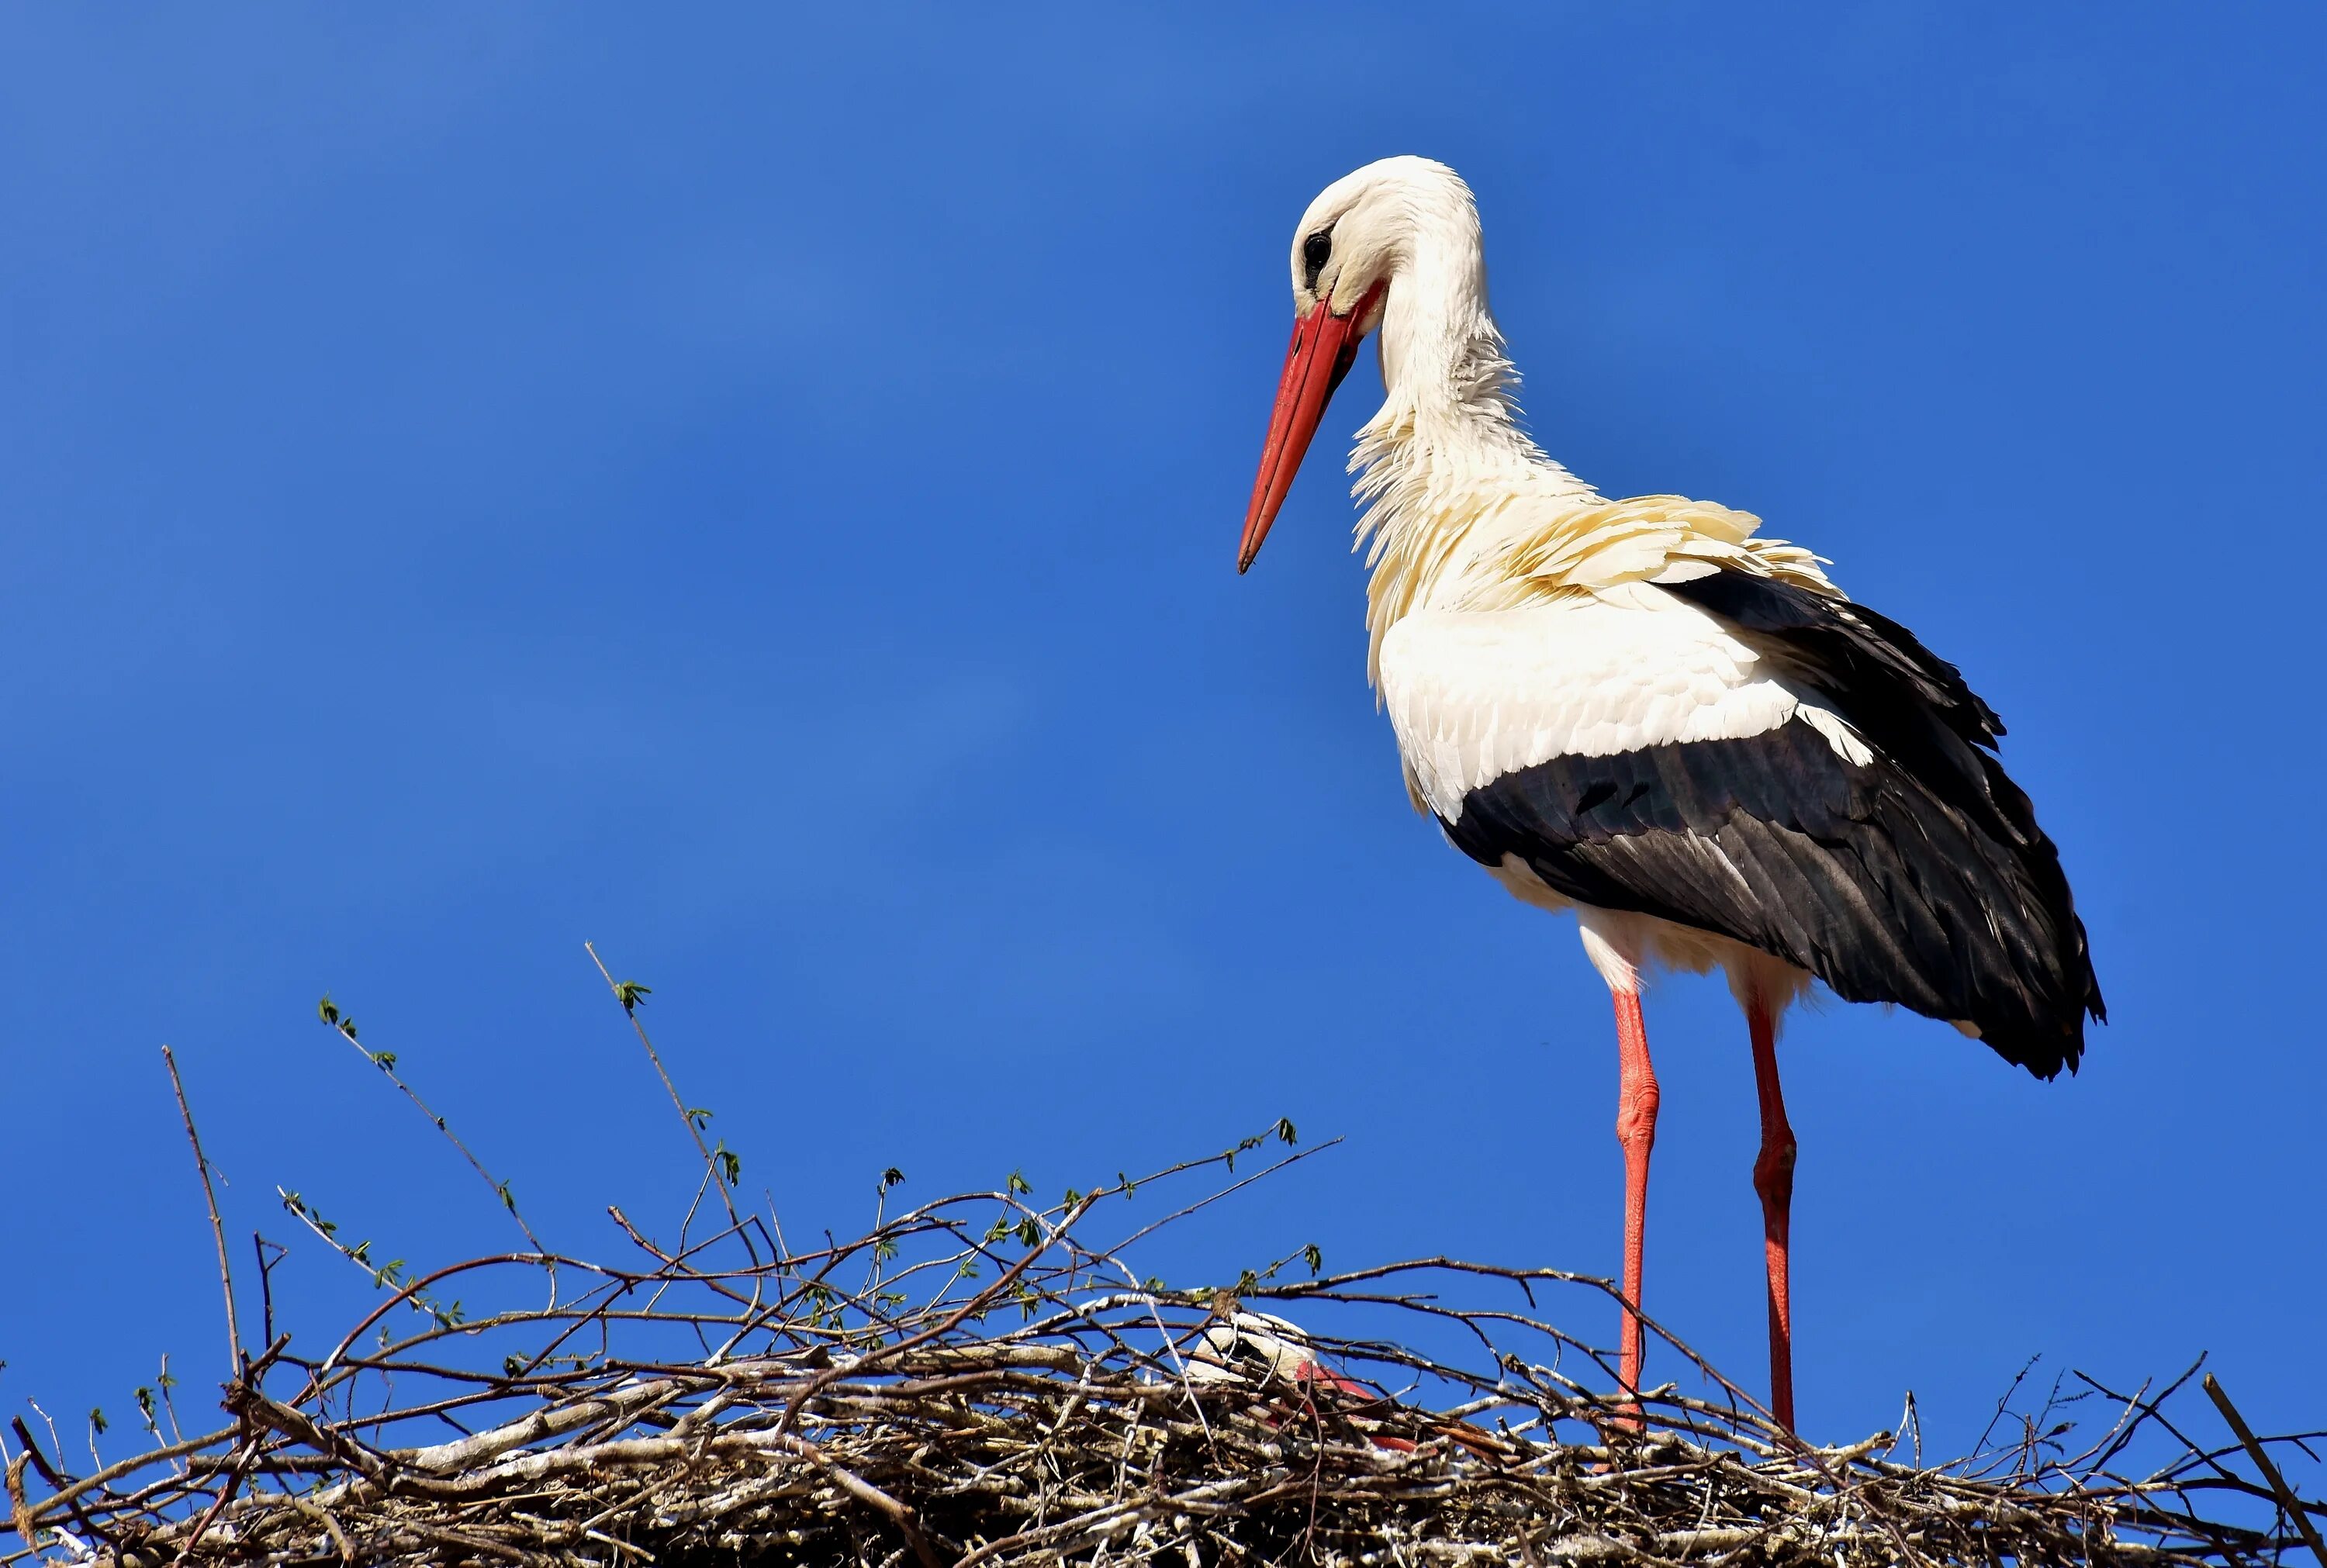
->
[1236,1269,1259,1297]
[368,1050,397,1072]
[880,1166,906,1190]
[1302,1243,1323,1276]
[1062,1187,1083,1211]
[873,1235,899,1263]
[496,1179,517,1213]
[1119,1170,1136,1197]
[1143,1275,1167,1293]
[1276,1116,1298,1145]
[686,1107,714,1130]
[614,980,652,1014]
[283,1190,341,1237]
[1006,1169,1032,1196]
[716,1145,742,1186]
[88,1407,108,1436]
[1015,1216,1040,1247]
[316,996,340,1026]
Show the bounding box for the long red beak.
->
[1238,281,1385,573]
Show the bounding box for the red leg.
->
[1747,996,1797,1432]
[1612,989,1659,1422]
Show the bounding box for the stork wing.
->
[1379,575,2101,1076]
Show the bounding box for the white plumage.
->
[1381,592,1874,824]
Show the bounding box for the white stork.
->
[1236,157,2103,1432]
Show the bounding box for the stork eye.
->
[1301,230,1333,292]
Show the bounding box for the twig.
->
[320,1014,553,1272]
[161,1045,242,1374]
[2206,1372,2327,1568]
[583,942,755,1255]
[254,1232,285,1351]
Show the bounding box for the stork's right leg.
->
[1611,986,1659,1418]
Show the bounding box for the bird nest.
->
[8,976,2322,1568]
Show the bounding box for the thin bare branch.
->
[161,1045,242,1374]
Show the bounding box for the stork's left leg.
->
[1611,986,1658,1420]
[1746,993,1797,1432]
[1577,914,1658,1425]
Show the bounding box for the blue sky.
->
[4,3,2322,1461]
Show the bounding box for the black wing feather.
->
[1440,571,2104,1078]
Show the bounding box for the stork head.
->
[1238,156,1477,572]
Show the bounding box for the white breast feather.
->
[1378,589,1870,821]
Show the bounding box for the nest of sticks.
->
[8,969,2324,1568]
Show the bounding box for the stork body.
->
[1237,158,2102,1431]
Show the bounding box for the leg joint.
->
[1752,1128,1796,1201]
[1614,1079,1661,1152]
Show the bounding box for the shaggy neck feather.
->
[1348,198,1592,678]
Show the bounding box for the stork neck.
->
[1359,216,1582,508]
[1350,261,1587,671]
[1374,257,1520,438]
